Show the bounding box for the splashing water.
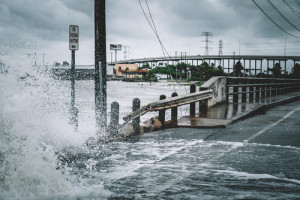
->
[0,57,109,199]
[0,51,193,199]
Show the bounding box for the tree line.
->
[137,61,300,81]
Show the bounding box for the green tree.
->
[268,63,281,78]
[145,70,157,81]
[234,61,243,77]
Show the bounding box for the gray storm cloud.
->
[0,0,299,64]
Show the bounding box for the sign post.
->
[69,25,79,130]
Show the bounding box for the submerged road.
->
[205,99,300,147]
[67,100,300,199]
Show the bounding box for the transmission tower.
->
[123,45,132,60]
[218,40,224,56]
[201,32,213,56]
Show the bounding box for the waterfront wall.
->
[200,76,227,107]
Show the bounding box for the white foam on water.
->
[213,169,300,185]
[0,57,109,199]
[246,142,300,150]
[104,139,202,180]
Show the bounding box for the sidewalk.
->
[174,91,300,128]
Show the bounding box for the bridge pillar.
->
[267,60,269,76]
[284,60,287,77]
[254,60,257,77]
[249,60,252,76]
[243,59,246,77]
[222,59,225,70]
[260,60,263,75]
[227,59,230,74]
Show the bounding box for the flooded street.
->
[1,72,299,199]
[66,122,300,199]
[2,0,300,199]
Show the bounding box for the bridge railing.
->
[227,77,300,103]
[108,85,213,136]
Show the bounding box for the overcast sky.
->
[0,0,300,65]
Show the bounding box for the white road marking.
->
[247,106,300,142]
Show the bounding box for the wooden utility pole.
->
[95,0,107,132]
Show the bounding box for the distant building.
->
[114,64,148,78]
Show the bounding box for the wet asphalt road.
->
[66,100,300,199]
[204,99,300,147]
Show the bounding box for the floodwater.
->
[0,62,299,200]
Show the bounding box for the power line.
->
[138,0,182,98]
[283,0,300,18]
[265,0,300,31]
[138,0,170,58]
[252,0,300,38]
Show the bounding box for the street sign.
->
[69,25,79,50]
[110,44,122,51]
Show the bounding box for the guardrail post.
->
[233,79,239,103]
[190,84,196,117]
[275,79,279,95]
[282,80,286,94]
[171,92,178,122]
[266,79,271,97]
[249,85,254,103]
[159,94,166,129]
[271,79,276,96]
[242,80,246,103]
[109,101,119,136]
[255,80,260,101]
[261,80,266,99]
[132,98,140,135]
[277,79,282,95]
[255,87,260,101]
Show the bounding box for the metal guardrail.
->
[227,77,300,103]
[123,89,213,122]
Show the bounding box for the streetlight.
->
[284,36,287,57]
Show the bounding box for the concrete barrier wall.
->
[200,76,227,107]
